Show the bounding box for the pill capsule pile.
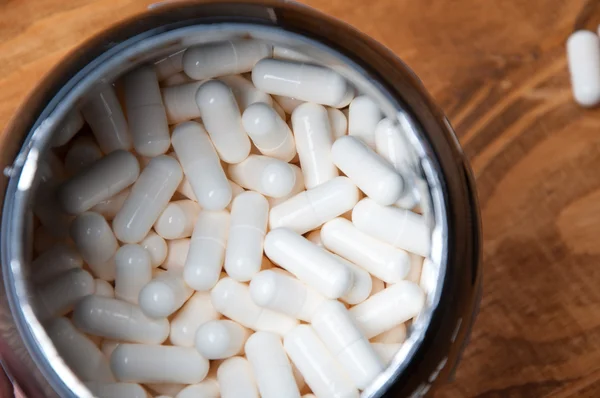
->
[33,39,434,398]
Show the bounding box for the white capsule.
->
[171,121,232,210]
[252,59,354,108]
[334,255,373,305]
[85,382,148,398]
[567,30,600,107]
[291,103,339,189]
[284,325,359,398]
[161,71,193,87]
[332,135,404,205]
[53,108,84,147]
[73,295,169,344]
[249,269,325,322]
[122,66,170,156]
[114,244,152,304]
[184,210,230,291]
[154,200,200,240]
[267,166,305,208]
[36,268,94,319]
[371,343,402,366]
[170,291,221,347]
[195,320,250,360]
[374,118,412,174]
[31,243,83,283]
[183,40,272,80]
[70,212,118,280]
[81,84,132,153]
[139,231,168,268]
[321,218,410,284]
[371,323,407,344]
[328,107,348,139]
[420,258,437,297]
[160,238,188,269]
[348,96,382,148]
[176,379,220,398]
[139,270,193,318]
[219,74,274,111]
[162,80,204,124]
[64,137,103,176]
[91,188,130,221]
[273,46,314,63]
[269,176,359,235]
[211,277,298,335]
[352,198,430,257]
[273,95,304,114]
[111,344,209,384]
[95,279,115,298]
[242,102,296,162]
[349,281,425,338]
[312,300,383,389]
[217,356,259,398]
[228,156,297,199]
[195,80,251,164]
[59,150,139,214]
[245,332,301,398]
[224,192,268,281]
[101,340,120,360]
[264,228,353,299]
[114,155,183,243]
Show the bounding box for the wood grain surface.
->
[1,0,599,397]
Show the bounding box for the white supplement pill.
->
[73,295,169,344]
[328,107,348,139]
[195,320,250,359]
[162,239,190,270]
[111,344,209,384]
[113,155,183,243]
[245,332,301,398]
[219,74,274,111]
[349,281,425,338]
[249,270,325,322]
[184,210,230,291]
[122,66,171,156]
[374,118,411,174]
[171,121,232,210]
[70,212,118,280]
[162,80,204,124]
[224,192,268,281]
[115,244,152,304]
[195,80,251,164]
[52,108,84,147]
[91,188,130,221]
[170,291,221,347]
[154,200,200,239]
[85,382,148,398]
[81,83,132,153]
[64,136,103,176]
[140,231,168,268]
[332,135,404,206]
[139,270,193,318]
[242,102,296,162]
[284,325,359,398]
[352,198,430,257]
[217,356,259,398]
[312,300,383,389]
[334,255,373,305]
[269,176,358,235]
[267,165,305,208]
[229,155,297,198]
[94,279,115,298]
[291,103,338,189]
[252,59,354,108]
[176,379,220,398]
[47,318,115,382]
[567,30,600,107]
[183,40,272,80]
[273,46,314,63]
[371,323,407,344]
[321,218,411,283]
[32,243,83,283]
[36,268,94,319]
[155,50,185,80]
[211,277,298,335]
[59,150,139,214]
[371,343,402,366]
[348,95,382,148]
[273,95,304,114]
[264,228,353,299]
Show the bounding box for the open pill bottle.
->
[0,1,482,397]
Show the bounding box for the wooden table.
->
[1,0,599,397]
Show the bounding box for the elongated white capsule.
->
[139,270,193,318]
[73,295,169,344]
[113,155,183,243]
[348,96,382,148]
[321,218,410,283]
[292,103,338,189]
[249,270,325,322]
[154,200,200,239]
[52,108,84,147]
[242,102,296,162]
[162,81,204,124]
[59,150,140,214]
[264,228,353,299]
[567,30,600,107]
[36,268,94,319]
[374,118,411,174]
[211,277,298,335]
[350,281,425,338]
[195,320,251,359]
[91,188,130,221]
[184,210,230,291]
[273,46,314,62]
[140,231,168,268]
[70,212,118,280]
[372,343,402,365]
[229,155,297,198]
[64,137,103,176]
[183,40,272,80]
[170,291,221,347]
[32,243,83,283]
[334,255,372,305]
[111,344,209,384]
[218,357,259,398]
[155,50,185,80]
[267,166,305,208]
[284,325,359,398]
[219,74,274,111]
[245,332,301,398]
[352,198,430,257]
[94,279,115,298]
[81,83,132,153]
[371,323,407,344]
[171,121,231,210]
[328,107,348,139]
[312,300,383,389]
[176,379,220,398]
[115,244,152,304]
[332,135,404,205]
[253,59,354,108]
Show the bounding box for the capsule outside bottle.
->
[567,30,600,107]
